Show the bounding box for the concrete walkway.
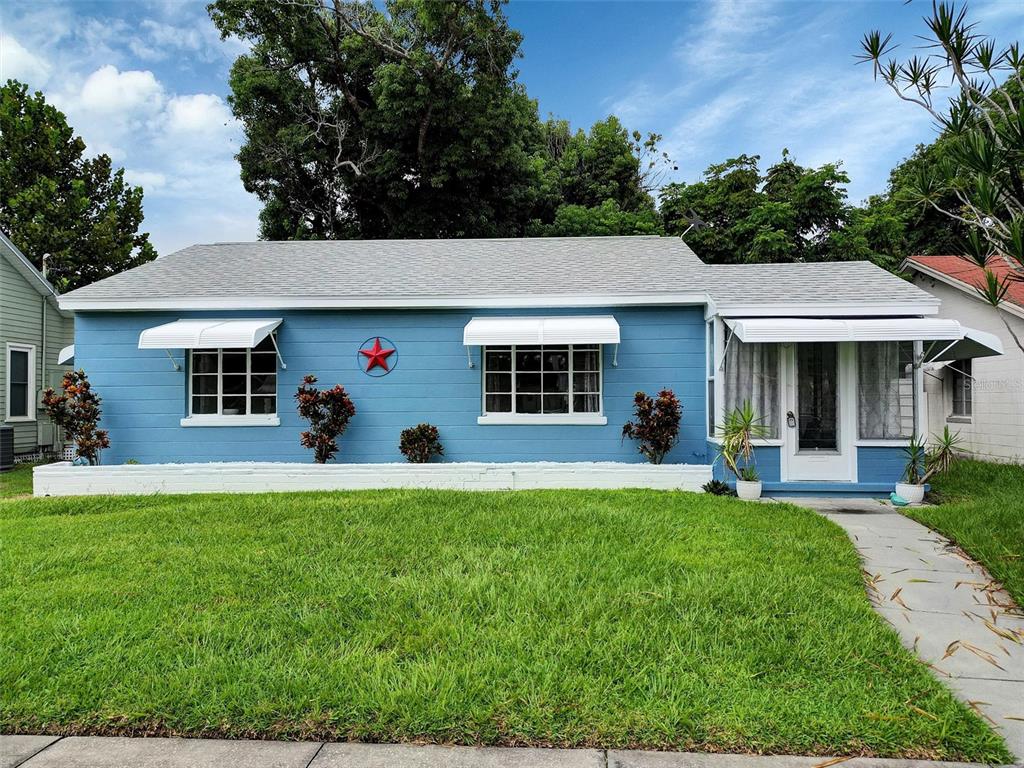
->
[778,497,1024,761]
[0,736,1010,768]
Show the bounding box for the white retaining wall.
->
[33,461,713,497]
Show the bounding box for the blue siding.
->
[707,440,904,497]
[75,307,711,465]
[857,446,907,485]
[706,440,782,482]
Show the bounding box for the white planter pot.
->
[895,482,925,504]
[736,480,763,500]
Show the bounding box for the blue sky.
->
[3,0,1024,255]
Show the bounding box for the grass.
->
[0,462,35,498]
[0,489,1009,761]
[910,459,1024,605]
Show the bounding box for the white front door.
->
[783,342,855,482]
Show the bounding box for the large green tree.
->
[659,151,872,265]
[209,0,664,240]
[0,81,156,291]
[210,0,547,239]
[860,2,1024,351]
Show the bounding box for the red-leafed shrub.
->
[295,375,356,463]
[42,370,110,465]
[621,389,682,465]
[399,423,444,463]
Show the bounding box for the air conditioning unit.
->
[0,426,13,472]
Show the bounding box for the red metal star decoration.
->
[359,337,396,372]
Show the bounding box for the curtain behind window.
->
[858,341,915,439]
[723,337,779,438]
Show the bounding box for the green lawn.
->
[0,489,1008,761]
[0,462,35,498]
[911,459,1024,605]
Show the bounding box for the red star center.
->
[360,337,395,372]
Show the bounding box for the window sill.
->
[855,439,912,447]
[180,415,280,428]
[4,416,36,423]
[477,414,607,426]
[947,416,972,424]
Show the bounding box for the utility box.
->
[0,425,13,472]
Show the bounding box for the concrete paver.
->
[779,497,1024,761]
[309,743,604,767]
[16,736,321,768]
[0,735,60,768]
[1,738,1013,768]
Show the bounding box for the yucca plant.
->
[718,400,771,480]
[902,427,964,485]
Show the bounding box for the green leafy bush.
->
[399,423,444,464]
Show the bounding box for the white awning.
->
[138,318,283,349]
[723,317,1002,360]
[57,344,74,364]
[924,327,1003,362]
[463,316,620,346]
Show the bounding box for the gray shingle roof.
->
[705,262,937,309]
[58,235,938,312]
[60,237,706,301]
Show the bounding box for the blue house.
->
[54,236,1001,495]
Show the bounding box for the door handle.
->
[786,410,797,428]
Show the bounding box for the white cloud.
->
[78,65,165,115]
[124,169,168,190]
[165,93,233,136]
[0,34,52,86]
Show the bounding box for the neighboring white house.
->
[906,254,1024,463]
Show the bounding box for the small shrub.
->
[295,375,356,463]
[738,466,760,482]
[621,389,682,464]
[702,479,736,496]
[41,370,110,466]
[124,458,140,465]
[399,423,444,463]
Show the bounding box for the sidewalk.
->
[0,736,1009,768]
[779,497,1024,761]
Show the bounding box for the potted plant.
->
[718,400,770,500]
[896,427,962,504]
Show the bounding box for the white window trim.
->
[187,344,279,427]
[477,413,607,426]
[479,344,605,425]
[5,342,36,422]
[948,361,973,422]
[181,414,281,428]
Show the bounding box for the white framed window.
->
[478,344,606,425]
[5,343,36,422]
[182,335,279,427]
[706,320,715,438]
[722,331,780,438]
[950,359,972,420]
[857,341,916,440]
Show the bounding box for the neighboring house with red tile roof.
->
[905,254,1024,463]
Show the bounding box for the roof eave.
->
[0,231,71,317]
[58,291,713,312]
[905,259,1024,319]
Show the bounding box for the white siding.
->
[911,274,1024,462]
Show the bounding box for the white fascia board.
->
[710,301,939,318]
[907,261,1024,320]
[58,292,711,312]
